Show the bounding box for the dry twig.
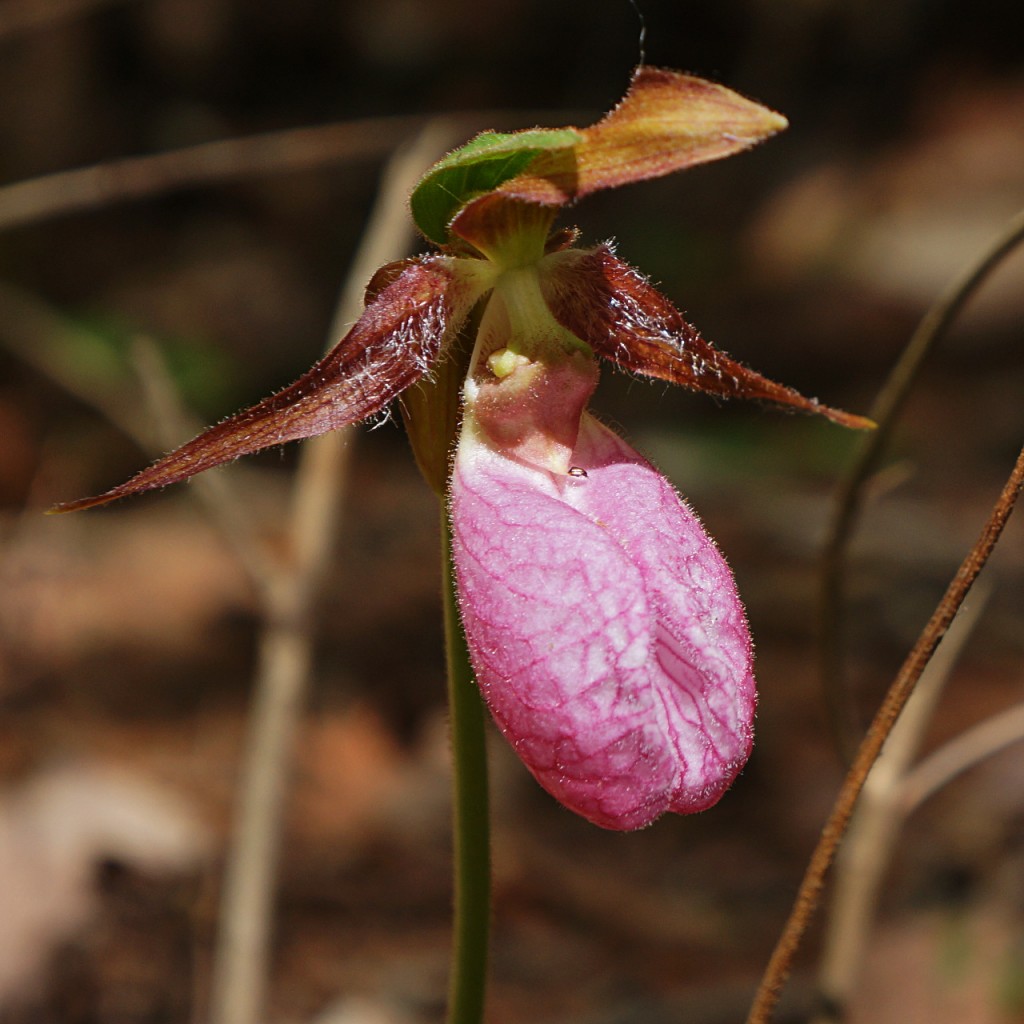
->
[0,117,422,231]
[746,442,1024,1024]
[820,208,1024,762]
[811,585,991,1023]
[745,208,1024,1024]
[206,122,455,1024]
[0,109,566,233]
[127,336,279,608]
[2,116,454,1024]
[901,700,1024,814]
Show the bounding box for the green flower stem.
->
[441,509,491,1024]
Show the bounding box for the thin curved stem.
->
[441,513,492,1024]
[747,442,1024,1024]
[811,584,991,1024]
[206,127,449,1024]
[0,110,575,234]
[0,117,419,232]
[819,208,1024,763]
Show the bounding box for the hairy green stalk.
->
[441,511,491,1024]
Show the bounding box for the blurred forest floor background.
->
[0,1,1022,1022]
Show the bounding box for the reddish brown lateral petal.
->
[503,67,788,206]
[541,247,874,429]
[52,258,482,513]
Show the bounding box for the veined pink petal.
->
[450,413,755,830]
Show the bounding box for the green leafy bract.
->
[410,128,581,244]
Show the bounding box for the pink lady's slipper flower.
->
[56,69,871,829]
[451,353,757,830]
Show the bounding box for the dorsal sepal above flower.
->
[409,128,581,245]
[507,66,788,204]
[410,67,788,245]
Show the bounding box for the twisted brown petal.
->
[52,257,487,512]
[540,246,874,430]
